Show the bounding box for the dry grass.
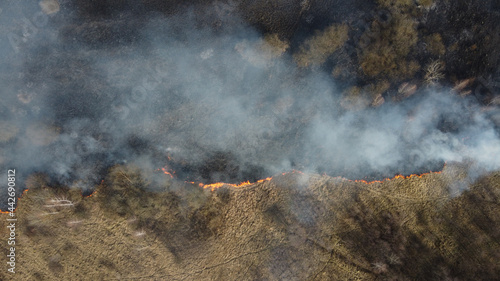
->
[0,163,498,280]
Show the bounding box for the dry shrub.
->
[340,86,371,111]
[261,33,289,57]
[417,0,434,7]
[377,0,415,10]
[392,17,418,57]
[360,46,398,78]
[424,60,445,85]
[424,33,446,57]
[367,81,391,106]
[235,33,289,68]
[341,81,391,110]
[294,24,349,67]
[358,12,420,81]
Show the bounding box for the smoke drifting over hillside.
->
[0,1,499,203]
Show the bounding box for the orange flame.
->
[1,166,445,213]
[159,165,176,179]
[161,167,174,178]
[199,178,274,191]
[182,170,303,190]
[179,167,444,190]
[82,180,103,198]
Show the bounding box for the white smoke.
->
[0,1,499,208]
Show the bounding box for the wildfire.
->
[0,166,445,213]
[200,178,273,191]
[160,167,175,178]
[0,188,29,214]
[83,181,102,198]
[168,170,306,190]
[159,165,444,190]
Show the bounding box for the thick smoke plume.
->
[0,1,499,207]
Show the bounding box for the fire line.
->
[0,166,445,213]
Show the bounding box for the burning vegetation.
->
[1,0,499,194]
[0,0,499,279]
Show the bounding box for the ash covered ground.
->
[1,0,500,205]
